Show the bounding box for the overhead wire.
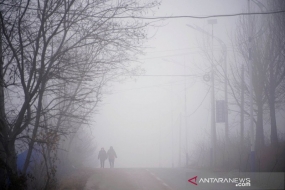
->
[141,53,197,60]
[141,44,255,60]
[2,2,274,120]
[187,87,211,117]
[122,74,199,77]
[144,47,202,53]
[1,2,285,19]
[106,79,186,94]
[110,10,285,19]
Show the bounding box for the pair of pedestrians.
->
[98,146,117,168]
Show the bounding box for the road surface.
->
[84,168,283,190]
[84,168,173,190]
[83,168,234,190]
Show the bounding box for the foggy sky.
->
[90,0,283,168]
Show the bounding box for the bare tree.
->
[263,0,285,147]
[225,6,266,152]
[0,0,159,188]
[227,1,285,151]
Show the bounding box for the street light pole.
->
[179,113,182,167]
[184,62,188,167]
[208,19,217,168]
[248,0,255,172]
[171,88,174,168]
[186,23,228,148]
[224,49,229,144]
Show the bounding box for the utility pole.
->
[241,64,244,146]
[179,113,182,167]
[159,124,161,168]
[224,48,229,144]
[171,90,174,168]
[184,63,188,167]
[186,23,228,149]
[208,19,217,168]
[248,0,255,172]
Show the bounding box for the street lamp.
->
[208,19,217,168]
[248,0,255,172]
[186,23,228,143]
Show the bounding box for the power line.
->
[1,2,285,19]
[145,47,201,53]
[141,47,226,60]
[107,79,186,94]
[187,87,211,117]
[110,10,285,19]
[144,46,223,54]
[141,52,200,60]
[123,74,198,77]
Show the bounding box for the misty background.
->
[1,0,285,189]
[93,0,285,168]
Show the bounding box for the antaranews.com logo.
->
[188,176,251,187]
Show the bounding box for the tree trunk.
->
[0,22,10,187]
[6,141,17,173]
[23,80,46,174]
[255,100,264,151]
[269,87,278,147]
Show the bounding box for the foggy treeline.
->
[0,0,159,189]
[190,0,285,173]
[229,0,285,149]
[230,0,285,149]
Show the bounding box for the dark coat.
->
[98,149,107,160]
[107,148,117,160]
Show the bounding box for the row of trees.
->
[0,0,159,189]
[228,0,285,150]
[190,0,285,172]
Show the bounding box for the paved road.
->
[84,168,283,190]
[84,168,172,190]
[147,168,239,190]
[83,168,226,190]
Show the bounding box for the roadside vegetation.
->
[188,0,285,173]
[0,0,159,189]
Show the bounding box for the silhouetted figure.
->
[98,148,107,168]
[107,146,117,168]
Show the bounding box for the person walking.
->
[98,148,107,168]
[107,146,117,168]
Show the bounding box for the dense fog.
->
[92,0,285,168]
[1,0,285,189]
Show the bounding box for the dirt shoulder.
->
[57,168,96,190]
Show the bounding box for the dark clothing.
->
[109,159,115,168]
[107,148,117,160]
[98,149,107,160]
[100,159,105,168]
[107,147,117,168]
[98,149,107,168]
